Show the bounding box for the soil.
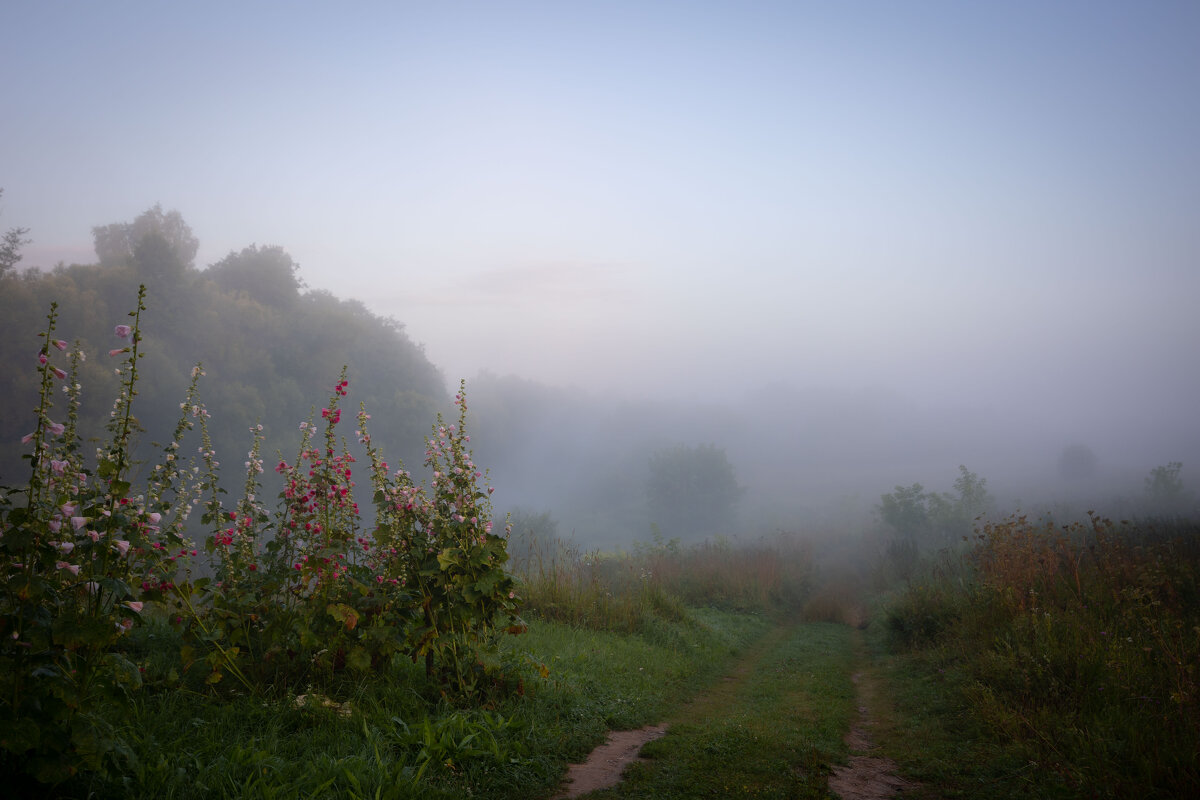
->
[552,724,669,799]
[828,670,917,800]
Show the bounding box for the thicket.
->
[0,290,521,791]
[884,514,1200,796]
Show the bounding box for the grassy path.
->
[581,621,858,799]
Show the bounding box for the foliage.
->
[646,443,743,541]
[0,291,520,789]
[1145,461,1193,514]
[0,188,31,278]
[877,466,992,576]
[883,514,1200,797]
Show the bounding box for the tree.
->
[1145,462,1192,514]
[205,244,304,307]
[878,466,993,575]
[0,189,31,278]
[1058,443,1098,482]
[647,443,743,540]
[92,204,198,270]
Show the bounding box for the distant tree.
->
[1145,462,1192,514]
[92,204,199,269]
[879,466,993,575]
[1058,443,1098,482]
[206,244,304,307]
[0,189,31,278]
[647,443,743,540]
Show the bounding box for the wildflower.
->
[114,324,132,338]
[108,348,127,357]
[38,352,48,365]
[87,530,100,542]
[50,459,68,476]
[21,432,34,444]
[70,516,88,530]
[125,601,144,613]
[58,541,74,555]
[53,339,68,351]
[114,540,131,556]
[47,422,65,436]
[48,519,61,533]
[56,561,80,576]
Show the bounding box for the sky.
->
[4,0,1199,488]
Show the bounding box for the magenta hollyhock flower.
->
[56,561,80,576]
[114,324,132,338]
[38,352,48,365]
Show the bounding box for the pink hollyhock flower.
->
[38,352,48,365]
[51,366,67,380]
[61,502,76,516]
[58,541,74,555]
[70,516,88,530]
[114,540,131,556]
[147,511,162,524]
[47,422,65,436]
[48,519,61,533]
[116,618,133,633]
[53,339,68,351]
[50,459,68,476]
[109,348,127,357]
[114,324,132,338]
[56,561,80,576]
[21,432,34,444]
[125,601,143,613]
[87,530,100,542]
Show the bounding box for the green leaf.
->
[347,646,371,672]
[0,716,41,754]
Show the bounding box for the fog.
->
[4,2,1199,546]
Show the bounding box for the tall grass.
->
[884,514,1200,797]
[510,531,814,632]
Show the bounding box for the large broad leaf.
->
[0,716,41,754]
[327,603,359,631]
[436,549,461,570]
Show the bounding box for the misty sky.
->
[4,1,1199,471]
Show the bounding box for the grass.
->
[58,606,770,799]
[586,621,857,799]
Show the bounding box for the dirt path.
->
[552,724,669,799]
[828,633,917,800]
[552,622,795,798]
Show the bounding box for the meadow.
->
[3,290,1198,798]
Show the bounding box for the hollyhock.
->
[56,561,80,576]
[114,324,132,338]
